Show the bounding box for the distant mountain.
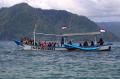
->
[97,22,120,39]
[0,3,119,41]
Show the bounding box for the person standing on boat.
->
[79,42,82,47]
[68,40,72,45]
[98,38,104,45]
[61,37,64,47]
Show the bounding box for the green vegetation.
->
[0,3,119,41]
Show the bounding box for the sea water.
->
[0,41,120,79]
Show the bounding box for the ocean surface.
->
[0,41,120,79]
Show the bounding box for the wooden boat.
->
[14,40,67,51]
[14,24,112,51]
[15,45,67,51]
[14,38,111,52]
[62,32,111,51]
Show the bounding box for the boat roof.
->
[62,32,101,36]
[35,33,61,36]
[34,32,101,37]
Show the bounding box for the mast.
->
[33,24,37,46]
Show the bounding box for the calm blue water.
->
[0,41,120,79]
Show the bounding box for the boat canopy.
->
[35,32,61,36]
[62,32,101,36]
[34,32,101,37]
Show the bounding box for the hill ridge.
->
[0,3,119,41]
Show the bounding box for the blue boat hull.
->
[64,44,111,51]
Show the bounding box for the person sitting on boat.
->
[83,40,88,47]
[68,40,72,45]
[56,42,60,47]
[90,41,94,46]
[79,42,82,47]
[48,42,52,50]
[53,42,56,50]
[98,38,104,45]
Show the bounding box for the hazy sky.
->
[0,0,120,22]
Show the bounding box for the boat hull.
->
[15,44,111,51]
[98,45,111,51]
[64,44,111,51]
[16,45,67,51]
[14,40,111,51]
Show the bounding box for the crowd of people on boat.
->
[20,37,104,50]
[67,38,104,47]
[82,38,103,47]
[20,37,60,50]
